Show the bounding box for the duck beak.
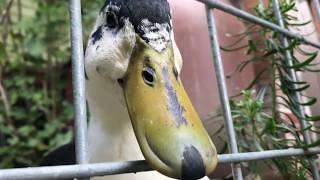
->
[122,36,218,179]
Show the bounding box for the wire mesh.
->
[0,0,319,179]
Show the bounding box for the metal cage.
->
[1,0,320,179]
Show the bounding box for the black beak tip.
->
[117,78,124,86]
[181,146,206,180]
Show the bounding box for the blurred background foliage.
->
[0,0,101,168]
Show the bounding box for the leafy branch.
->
[221,0,319,179]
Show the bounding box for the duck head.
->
[85,0,218,179]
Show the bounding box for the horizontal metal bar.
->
[195,0,320,49]
[1,147,320,180]
[218,147,320,163]
[0,161,151,180]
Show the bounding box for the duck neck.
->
[86,75,143,163]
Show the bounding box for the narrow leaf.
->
[283,53,317,69]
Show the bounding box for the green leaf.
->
[248,40,257,52]
[220,45,248,52]
[236,57,260,72]
[299,139,320,148]
[18,126,35,137]
[8,137,19,146]
[287,20,311,26]
[286,84,310,92]
[298,97,317,106]
[26,40,45,58]
[255,3,267,18]
[304,115,320,122]
[281,2,296,14]
[245,69,268,90]
[283,53,317,69]
[28,139,40,147]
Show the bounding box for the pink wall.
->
[169,0,254,118]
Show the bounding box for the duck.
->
[84,0,218,179]
[41,0,218,179]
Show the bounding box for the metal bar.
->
[272,0,320,179]
[1,148,320,180]
[195,0,320,49]
[218,147,320,163]
[69,0,88,165]
[205,6,243,180]
[313,0,320,23]
[0,161,150,180]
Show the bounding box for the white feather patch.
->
[140,19,171,52]
[85,18,136,81]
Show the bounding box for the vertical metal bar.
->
[69,0,88,169]
[272,0,320,179]
[313,0,320,23]
[205,6,243,180]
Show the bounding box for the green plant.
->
[223,0,319,179]
[0,0,101,168]
[231,90,310,179]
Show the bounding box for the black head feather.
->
[100,0,171,44]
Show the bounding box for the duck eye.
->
[106,12,117,28]
[142,67,156,87]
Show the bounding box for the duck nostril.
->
[181,146,206,180]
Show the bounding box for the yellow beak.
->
[122,36,218,179]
